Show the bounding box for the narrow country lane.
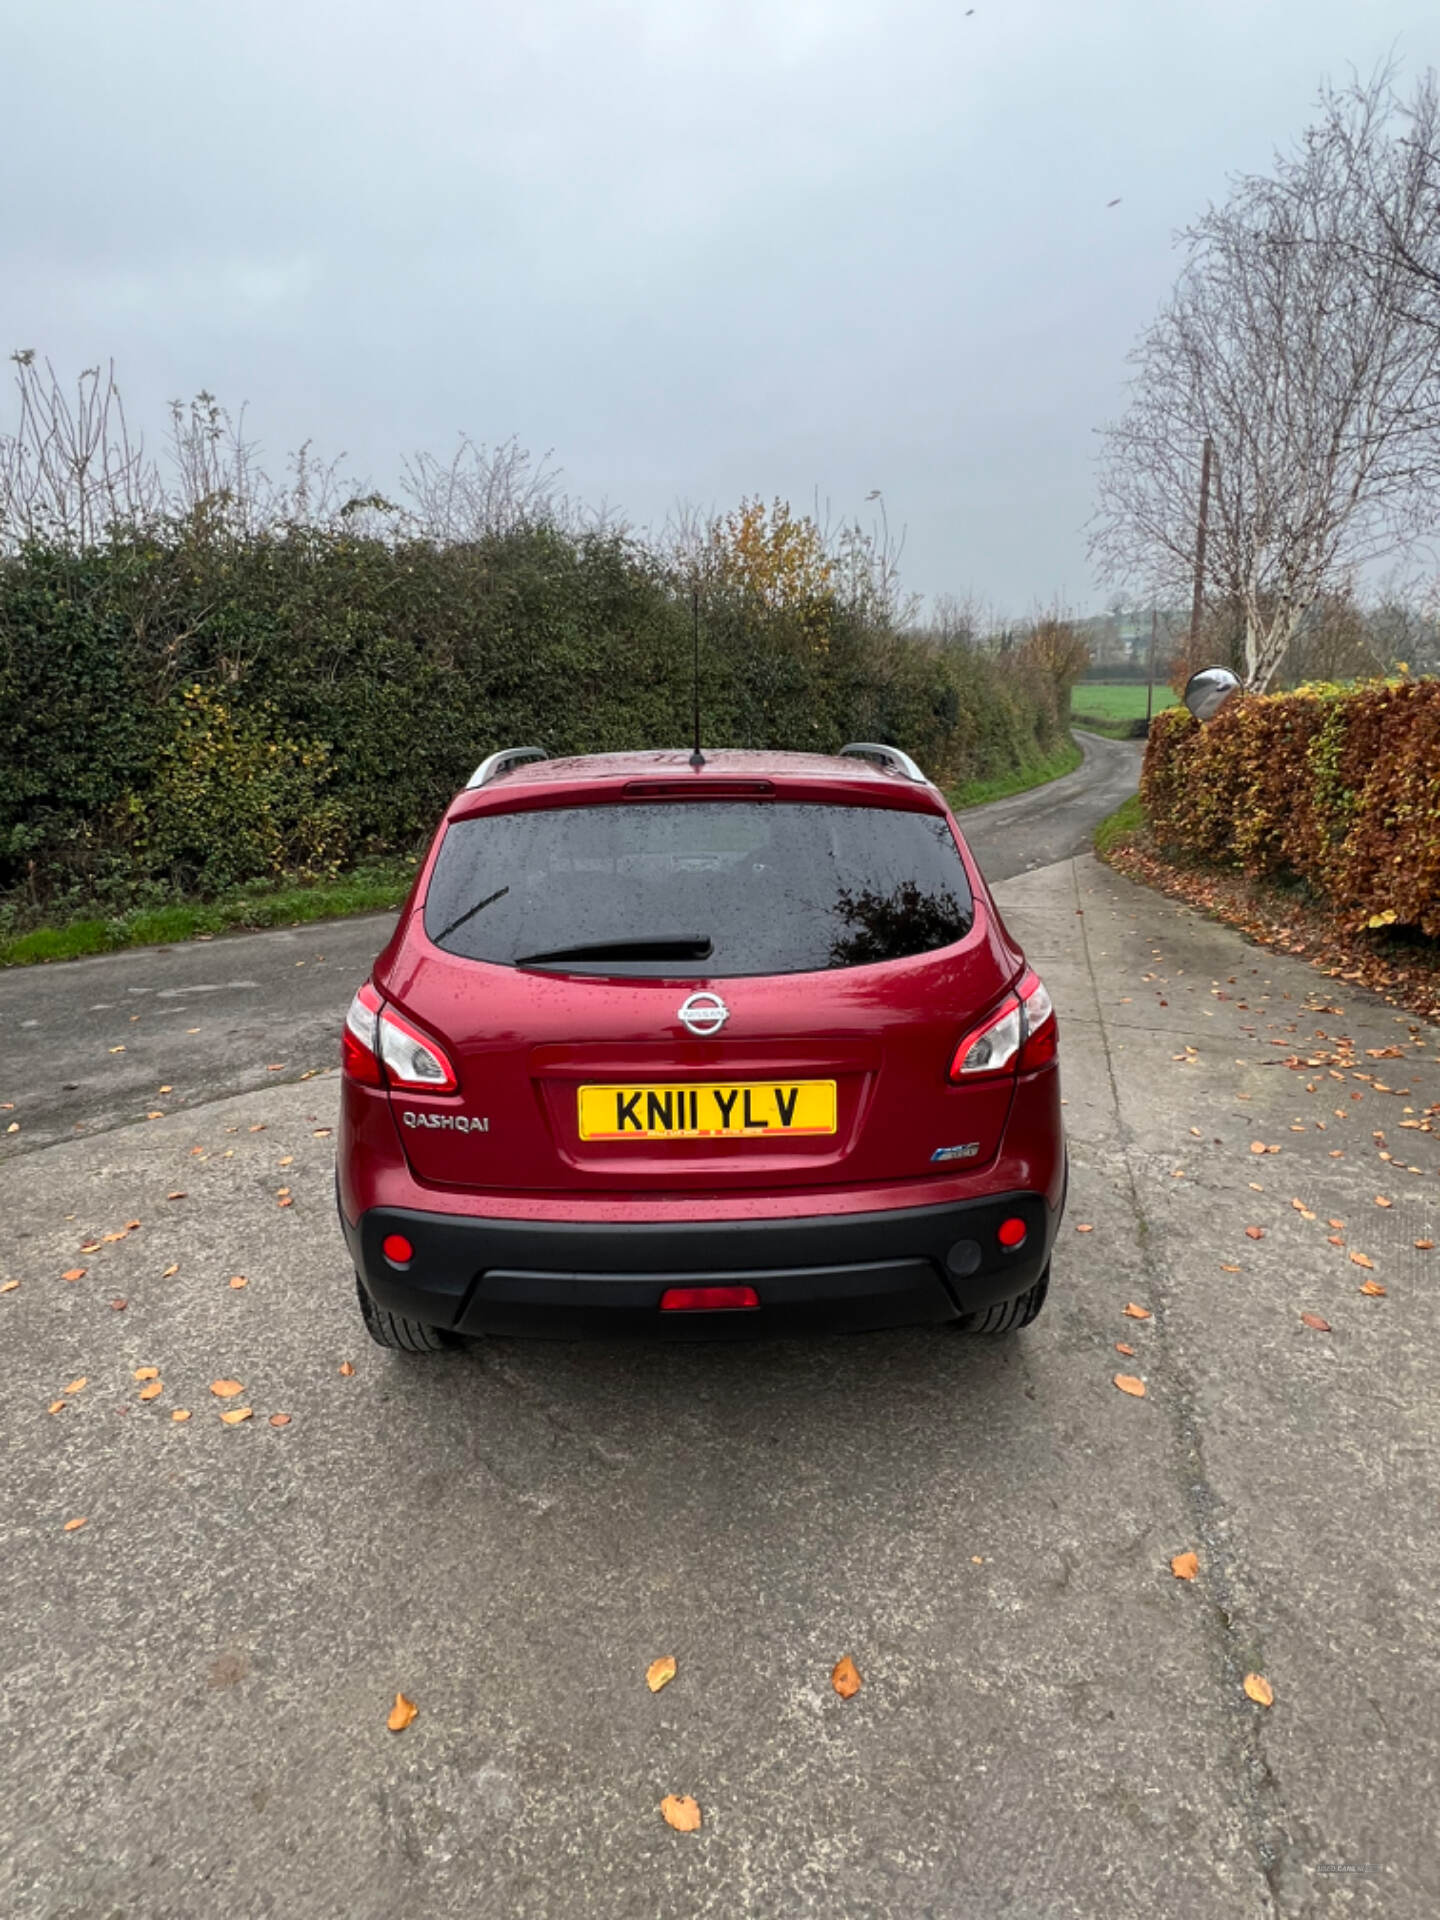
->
[0,732,1143,1157]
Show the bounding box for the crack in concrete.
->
[1071,856,1291,1915]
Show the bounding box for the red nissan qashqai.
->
[338,744,1064,1350]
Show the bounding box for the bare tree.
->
[398,435,568,542]
[1091,72,1440,689]
[0,352,160,547]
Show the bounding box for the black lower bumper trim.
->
[342,1184,1063,1339]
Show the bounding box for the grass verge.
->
[1093,793,1147,860]
[0,865,417,969]
[947,736,1082,812]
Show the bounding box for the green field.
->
[1070,681,1177,725]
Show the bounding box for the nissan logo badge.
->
[677,990,729,1037]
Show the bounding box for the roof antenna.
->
[689,579,705,770]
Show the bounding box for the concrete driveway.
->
[2,847,1436,1918]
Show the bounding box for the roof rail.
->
[464,747,548,790]
[839,742,928,784]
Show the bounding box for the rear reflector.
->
[659,1285,761,1312]
[382,1234,414,1265]
[997,1217,1027,1249]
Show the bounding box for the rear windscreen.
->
[423,801,974,976]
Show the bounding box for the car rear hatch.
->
[381,791,1019,1194]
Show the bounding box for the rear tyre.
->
[355,1273,455,1353]
[956,1264,1050,1335]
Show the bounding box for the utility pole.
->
[1146,605,1157,726]
[1188,435,1213,657]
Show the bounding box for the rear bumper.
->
[343,1182,1064,1338]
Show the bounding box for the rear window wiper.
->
[514,936,713,967]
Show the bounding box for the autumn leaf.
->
[1074,1222,1094,1233]
[1417,1240,1435,1251]
[660,1794,701,1832]
[1113,1374,1146,1397]
[134,1366,159,1381]
[1349,1251,1374,1270]
[138,1381,164,1401]
[63,1376,87,1395]
[339,1361,355,1377]
[166,1190,186,1200]
[1122,1303,1152,1320]
[277,1197,294,1209]
[1374,1195,1392,1208]
[1358,1279,1386,1297]
[831,1655,862,1698]
[1245,1227,1265,1241]
[646,1657,677,1694]
[48,1400,66,1415]
[268,1412,292,1428]
[1300,1313,1331,1332]
[0,1279,19,1294]
[62,1268,87,1282]
[219,1407,253,1425]
[110,1298,127,1311]
[63,1516,87,1531]
[387,1692,419,1733]
[1249,1142,1267,1155]
[1170,1551,1199,1580]
[1115,1342,1136,1357]
[162,1263,179,1278]
[171,1409,192,1422]
[1243,1672,1274,1707]
[313,1128,332,1138]
[124,1220,140,1232]
[228,1275,248,1289]
[210,1379,244,1398]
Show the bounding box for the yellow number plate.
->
[577,1080,837,1141]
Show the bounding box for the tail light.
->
[342,984,458,1094]
[949,969,1057,1082]
[1017,971,1058,1070]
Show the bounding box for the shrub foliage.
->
[1141,678,1440,936]
[0,523,1066,919]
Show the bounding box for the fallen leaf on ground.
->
[268,1412,292,1427]
[313,1128,332,1137]
[63,1517,87,1531]
[64,1376,87,1394]
[1074,1223,1094,1233]
[832,1655,863,1698]
[138,1381,164,1401]
[277,1197,293,1209]
[387,1692,419,1732]
[161,1263,179,1278]
[61,1268,86,1282]
[219,1406,253,1425]
[1300,1313,1331,1332]
[134,1367,159,1381]
[646,1657,677,1693]
[278,1156,294,1167]
[266,1063,286,1072]
[339,1361,355,1376]
[166,1190,186,1201]
[171,1409,191,1422]
[110,1298,127,1311]
[1375,1195,1392,1208]
[210,1379,244,1398]
[48,1400,66,1415]
[1220,1262,1242,1272]
[1417,1240,1435,1251]
[0,1280,19,1294]
[1359,1279,1387,1297]
[124,1220,140,1231]
[228,1275,248,1289]
[1243,1673,1274,1707]
[1123,1303,1152,1319]
[1113,1374,1146,1397]
[1245,1227,1265,1241]
[660,1795,701,1832]
[1115,1342,1136,1357]
[1249,1142,1267,1154]
[1170,1551,1199,1580]
[1349,1251,1374,1270]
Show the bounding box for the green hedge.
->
[1141,678,1440,936]
[0,524,1064,922]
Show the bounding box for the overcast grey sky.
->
[5,0,1438,610]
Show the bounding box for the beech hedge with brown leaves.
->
[1141,678,1440,938]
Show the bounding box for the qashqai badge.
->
[677,991,729,1037]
